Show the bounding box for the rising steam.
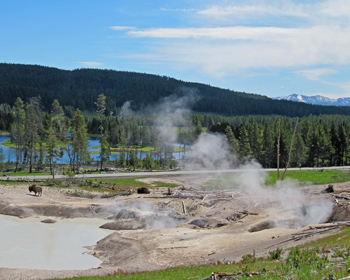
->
[152,89,199,146]
[117,92,333,229]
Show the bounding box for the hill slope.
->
[1,63,350,117]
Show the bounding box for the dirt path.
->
[0,178,349,280]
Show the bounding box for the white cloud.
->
[111,0,350,81]
[318,0,350,18]
[197,0,350,24]
[128,26,295,39]
[109,26,136,31]
[198,2,309,20]
[77,62,105,67]
[160,8,195,13]
[295,68,337,81]
[125,25,350,77]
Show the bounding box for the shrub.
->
[241,254,255,264]
[268,248,283,260]
[286,247,328,270]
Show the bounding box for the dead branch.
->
[182,201,187,215]
[237,210,259,215]
[200,271,263,280]
[332,194,350,200]
[206,204,216,215]
[281,119,298,181]
[266,225,341,249]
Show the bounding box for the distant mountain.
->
[275,94,350,106]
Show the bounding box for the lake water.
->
[0,215,110,270]
[0,136,185,164]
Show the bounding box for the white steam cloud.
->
[99,201,183,230]
[227,160,333,228]
[153,89,199,145]
[185,133,237,170]
[185,129,332,228]
[119,101,133,117]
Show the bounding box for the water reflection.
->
[0,215,110,270]
[0,136,186,164]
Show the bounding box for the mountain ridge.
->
[275,94,350,106]
[1,63,350,117]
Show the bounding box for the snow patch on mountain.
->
[274,94,350,106]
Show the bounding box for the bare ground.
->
[1,176,350,280]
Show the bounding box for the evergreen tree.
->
[193,115,202,138]
[238,126,251,159]
[25,98,41,173]
[46,120,60,178]
[51,99,66,141]
[12,97,25,172]
[225,125,239,155]
[248,120,263,163]
[69,109,90,172]
[262,121,275,168]
[95,93,110,170]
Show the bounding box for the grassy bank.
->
[209,169,350,189]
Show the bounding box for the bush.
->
[268,248,283,260]
[286,247,328,270]
[240,254,255,264]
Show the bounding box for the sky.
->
[1,0,350,99]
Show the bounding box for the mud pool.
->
[0,215,110,270]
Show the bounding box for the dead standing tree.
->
[281,119,298,181]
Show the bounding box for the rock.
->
[41,218,57,223]
[189,219,208,228]
[99,220,146,230]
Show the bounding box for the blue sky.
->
[1,0,350,99]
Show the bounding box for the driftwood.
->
[332,194,350,200]
[237,210,259,215]
[266,224,342,249]
[182,201,187,215]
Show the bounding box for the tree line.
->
[2,63,350,118]
[2,93,350,173]
[209,115,350,168]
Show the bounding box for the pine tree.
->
[225,125,239,155]
[46,120,59,178]
[69,109,90,172]
[95,93,110,170]
[238,126,251,159]
[12,97,25,172]
[25,98,41,173]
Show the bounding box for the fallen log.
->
[237,210,259,215]
[200,271,263,280]
[182,201,187,215]
[331,194,350,200]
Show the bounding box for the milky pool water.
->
[0,215,110,270]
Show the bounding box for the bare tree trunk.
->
[277,119,281,181]
[282,120,298,181]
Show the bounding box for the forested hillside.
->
[1,63,350,117]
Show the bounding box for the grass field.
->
[209,169,350,189]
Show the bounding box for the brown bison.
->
[29,184,42,196]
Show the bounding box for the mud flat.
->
[0,176,349,280]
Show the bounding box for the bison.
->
[29,184,42,196]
